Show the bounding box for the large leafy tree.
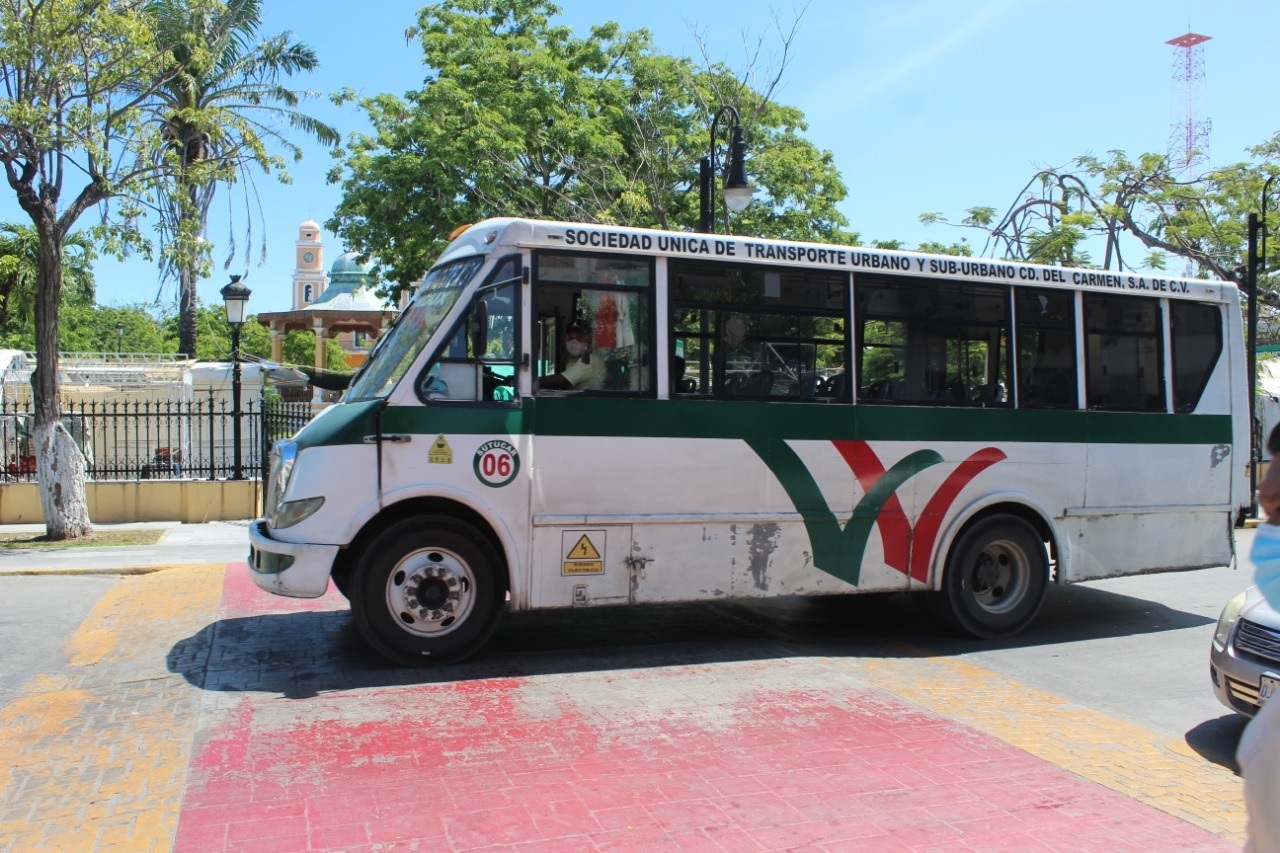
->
[53,303,172,354]
[144,0,340,357]
[327,0,849,298]
[0,0,198,538]
[0,299,278,364]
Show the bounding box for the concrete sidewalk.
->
[0,520,251,574]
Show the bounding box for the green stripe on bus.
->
[528,397,1232,444]
[295,397,1234,447]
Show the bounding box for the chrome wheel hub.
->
[971,541,1026,614]
[386,548,475,637]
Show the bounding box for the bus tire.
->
[940,515,1047,639]
[349,515,505,666]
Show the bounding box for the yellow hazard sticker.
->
[562,531,604,575]
[428,435,453,464]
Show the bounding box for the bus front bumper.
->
[247,520,338,599]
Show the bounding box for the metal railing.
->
[0,396,315,483]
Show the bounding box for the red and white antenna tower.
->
[1166,32,1212,178]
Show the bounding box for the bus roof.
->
[447,218,1237,304]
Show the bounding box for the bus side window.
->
[534,286,650,394]
[670,262,847,401]
[1016,289,1077,409]
[1170,301,1223,413]
[415,272,520,404]
[1084,294,1163,412]
[856,277,1009,406]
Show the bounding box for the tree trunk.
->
[33,220,92,540]
[178,258,198,357]
[35,420,92,538]
[176,188,201,358]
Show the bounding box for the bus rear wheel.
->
[940,515,1048,639]
[350,516,505,666]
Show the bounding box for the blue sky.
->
[10,0,1280,314]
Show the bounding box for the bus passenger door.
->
[380,262,533,600]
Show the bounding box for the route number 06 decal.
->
[473,440,520,488]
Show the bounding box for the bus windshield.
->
[345,256,484,402]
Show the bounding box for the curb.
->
[0,565,174,577]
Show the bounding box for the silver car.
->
[1211,585,1280,716]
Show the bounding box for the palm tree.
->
[145,0,340,357]
[0,223,95,333]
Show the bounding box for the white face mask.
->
[565,340,587,357]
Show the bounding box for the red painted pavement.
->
[174,567,1236,852]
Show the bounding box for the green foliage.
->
[59,304,168,354]
[920,142,1280,296]
[281,329,349,372]
[0,223,96,332]
[327,0,851,299]
[0,299,281,361]
[143,0,340,357]
[0,0,195,497]
[150,303,271,361]
[915,240,972,257]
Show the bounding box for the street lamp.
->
[1247,177,1280,518]
[115,321,123,356]
[220,274,251,480]
[697,105,757,234]
[1247,176,1279,518]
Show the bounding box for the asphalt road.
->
[0,525,1258,849]
[0,532,1253,757]
[0,574,115,707]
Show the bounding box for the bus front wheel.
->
[350,516,505,666]
[939,515,1048,639]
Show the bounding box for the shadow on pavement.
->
[1186,714,1248,773]
[168,581,1214,698]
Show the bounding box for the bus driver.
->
[538,319,605,391]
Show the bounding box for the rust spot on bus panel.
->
[747,523,781,591]
[1210,444,1230,468]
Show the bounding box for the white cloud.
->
[846,0,1014,106]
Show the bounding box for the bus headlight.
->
[1213,590,1249,649]
[274,496,325,529]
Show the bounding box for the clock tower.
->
[292,219,327,309]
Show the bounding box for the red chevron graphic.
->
[833,440,1007,582]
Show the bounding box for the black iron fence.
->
[0,396,315,483]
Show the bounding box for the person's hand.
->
[537,374,571,391]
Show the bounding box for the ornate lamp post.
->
[1247,175,1278,518]
[697,105,756,234]
[115,321,123,355]
[220,275,251,480]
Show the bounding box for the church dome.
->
[330,252,373,275]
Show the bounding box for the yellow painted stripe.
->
[856,651,1247,844]
[0,564,225,852]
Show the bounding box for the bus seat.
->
[860,377,889,400]
[795,372,820,398]
[970,383,1004,404]
[604,355,633,390]
[750,370,774,396]
[828,373,847,398]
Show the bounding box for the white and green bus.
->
[248,218,1250,665]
